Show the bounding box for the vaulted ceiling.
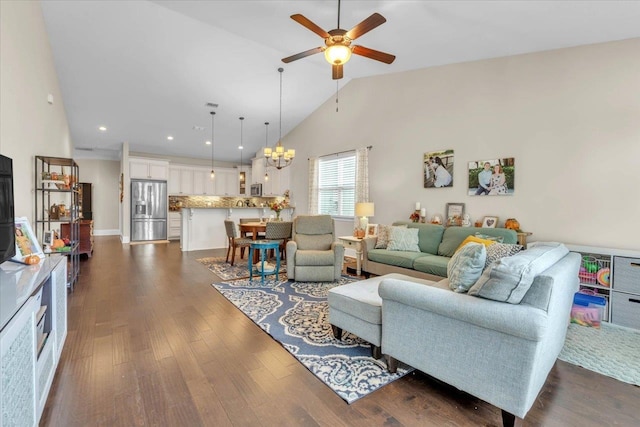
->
[40,1,640,162]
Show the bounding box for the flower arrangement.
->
[409,211,420,223]
[269,200,288,219]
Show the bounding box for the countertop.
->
[0,255,65,330]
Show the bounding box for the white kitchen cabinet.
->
[215,168,238,196]
[130,158,168,180]
[251,157,264,185]
[168,211,181,240]
[193,168,215,195]
[168,166,194,195]
[262,166,290,196]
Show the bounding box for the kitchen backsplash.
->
[169,195,287,211]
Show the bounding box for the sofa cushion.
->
[367,249,430,269]
[484,243,524,268]
[475,232,504,243]
[412,254,451,277]
[375,224,406,249]
[394,222,445,255]
[448,243,487,293]
[468,242,570,304]
[388,227,420,252]
[438,227,517,257]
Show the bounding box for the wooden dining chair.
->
[239,217,265,239]
[224,220,252,266]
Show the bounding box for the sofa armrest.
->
[379,278,547,340]
[286,240,298,279]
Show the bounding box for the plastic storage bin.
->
[571,292,607,327]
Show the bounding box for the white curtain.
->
[308,157,319,214]
[355,147,369,203]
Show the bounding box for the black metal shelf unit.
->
[34,156,80,290]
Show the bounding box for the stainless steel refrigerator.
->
[131,179,167,241]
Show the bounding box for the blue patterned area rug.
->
[198,256,286,281]
[559,322,640,386]
[212,276,412,403]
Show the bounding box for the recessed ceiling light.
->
[167,136,174,141]
[98,126,107,131]
[193,126,205,131]
[205,141,211,145]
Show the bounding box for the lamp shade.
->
[355,202,375,217]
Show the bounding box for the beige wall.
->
[285,39,640,251]
[75,159,120,234]
[0,0,72,220]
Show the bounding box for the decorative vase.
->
[275,211,281,221]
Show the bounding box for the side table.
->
[248,240,281,283]
[338,236,363,276]
[517,231,533,247]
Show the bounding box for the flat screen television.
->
[0,154,16,265]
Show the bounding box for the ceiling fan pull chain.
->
[336,80,339,112]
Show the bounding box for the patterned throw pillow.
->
[387,227,420,252]
[448,243,487,293]
[375,224,407,249]
[475,232,504,243]
[484,243,524,268]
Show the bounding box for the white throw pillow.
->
[448,243,487,293]
[387,227,420,252]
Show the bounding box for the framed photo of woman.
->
[14,217,44,261]
[366,224,378,237]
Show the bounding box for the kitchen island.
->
[180,206,294,251]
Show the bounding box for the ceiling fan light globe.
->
[324,44,352,65]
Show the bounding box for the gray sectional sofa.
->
[378,243,580,426]
[362,222,518,280]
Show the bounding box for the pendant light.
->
[264,67,295,169]
[264,122,269,181]
[210,111,216,179]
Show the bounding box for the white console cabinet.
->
[0,255,67,425]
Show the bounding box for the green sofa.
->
[361,222,518,281]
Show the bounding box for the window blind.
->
[318,153,355,217]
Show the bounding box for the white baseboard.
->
[120,235,130,244]
[94,229,120,236]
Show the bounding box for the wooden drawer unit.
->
[61,220,93,257]
[612,256,640,294]
[610,291,640,330]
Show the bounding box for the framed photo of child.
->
[366,224,378,237]
[14,217,44,261]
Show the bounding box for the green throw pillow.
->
[387,227,420,252]
[448,242,487,293]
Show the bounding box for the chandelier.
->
[264,67,295,169]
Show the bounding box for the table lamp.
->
[355,202,375,231]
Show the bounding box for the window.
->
[318,153,355,217]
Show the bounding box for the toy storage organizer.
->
[567,245,640,330]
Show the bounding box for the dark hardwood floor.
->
[41,236,640,426]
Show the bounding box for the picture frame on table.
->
[446,203,465,226]
[14,217,44,261]
[482,216,499,228]
[366,224,378,237]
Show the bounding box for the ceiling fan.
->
[282,0,396,80]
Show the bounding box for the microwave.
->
[250,183,262,196]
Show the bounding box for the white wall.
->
[75,159,120,234]
[285,39,640,251]
[0,0,72,220]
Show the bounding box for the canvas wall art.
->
[468,158,515,196]
[424,149,454,188]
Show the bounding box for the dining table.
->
[239,221,267,262]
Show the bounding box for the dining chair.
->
[265,221,292,260]
[224,220,252,266]
[239,217,265,239]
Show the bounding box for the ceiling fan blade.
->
[332,64,343,80]
[346,13,386,40]
[282,47,323,63]
[352,45,396,64]
[291,14,331,39]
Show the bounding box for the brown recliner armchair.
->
[286,215,344,282]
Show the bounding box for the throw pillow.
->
[375,224,406,249]
[448,243,487,293]
[475,232,504,243]
[387,227,420,252]
[456,235,496,252]
[468,242,570,304]
[484,243,524,268]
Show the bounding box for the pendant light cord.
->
[278,68,283,145]
[336,80,339,112]
[210,111,216,174]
